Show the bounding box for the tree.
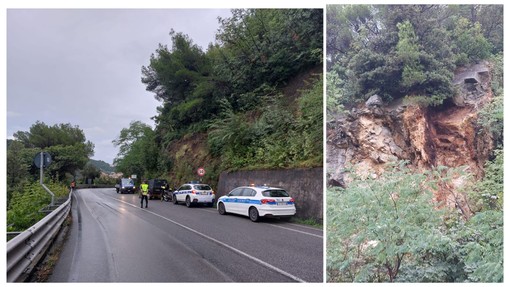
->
[13,121,94,181]
[113,121,158,179]
[215,9,323,110]
[81,163,101,184]
[451,17,492,66]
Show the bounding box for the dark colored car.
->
[148,179,169,200]
[117,178,136,194]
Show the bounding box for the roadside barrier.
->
[6,191,72,282]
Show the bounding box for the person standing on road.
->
[70,180,76,192]
[140,180,149,208]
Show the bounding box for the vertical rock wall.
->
[327,62,494,213]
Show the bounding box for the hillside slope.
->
[327,61,494,217]
[163,65,323,189]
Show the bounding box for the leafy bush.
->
[208,76,322,170]
[327,162,450,282]
[7,181,69,232]
[327,160,504,282]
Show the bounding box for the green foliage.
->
[215,9,323,111]
[327,4,499,107]
[12,121,94,181]
[113,121,158,179]
[6,141,31,189]
[328,160,504,282]
[326,70,344,119]
[7,121,96,232]
[137,9,323,184]
[327,162,451,282]
[396,21,426,88]
[208,77,322,170]
[452,18,492,66]
[455,210,503,282]
[469,149,503,211]
[81,163,101,184]
[478,53,503,147]
[7,181,69,231]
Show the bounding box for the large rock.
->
[327,62,494,215]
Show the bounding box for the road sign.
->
[34,152,52,168]
[197,167,206,177]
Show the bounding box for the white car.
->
[173,182,215,207]
[217,185,296,222]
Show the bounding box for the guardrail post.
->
[6,191,72,282]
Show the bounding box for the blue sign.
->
[34,152,52,168]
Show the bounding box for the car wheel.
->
[281,216,292,222]
[185,196,192,208]
[249,207,260,222]
[218,202,227,215]
[173,195,178,205]
[116,189,119,193]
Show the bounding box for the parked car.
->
[148,179,169,200]
[116,178,136,194]
[217,185,296,222]
[173,182,215,207]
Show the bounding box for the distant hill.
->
[89,159,115,173]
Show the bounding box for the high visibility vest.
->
[141,183,149,195]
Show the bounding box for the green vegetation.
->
[326,5,503,283]
[7,182,70,232]
[327,161,503,282]
[116,9,323,185]
[6,122,97,232]
[327,5,502,108]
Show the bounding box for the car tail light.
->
[212,190,215,195]
[260,199,276,204]
[191,190,196,194]
[289,198,295,203]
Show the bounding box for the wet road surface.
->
[49,188,323,282]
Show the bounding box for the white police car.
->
[173,182,215,207]
[217,185,296,222]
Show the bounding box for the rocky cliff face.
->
[327,62,494,214]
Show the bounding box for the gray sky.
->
[6,9,232,165]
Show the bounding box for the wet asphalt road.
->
[49,188,323,283]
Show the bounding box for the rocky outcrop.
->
[327,62,494,213]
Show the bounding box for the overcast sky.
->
[6,9,232,164]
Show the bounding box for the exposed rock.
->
[365,94,383,108]
[453,62,491,107]
[327,62,494,216]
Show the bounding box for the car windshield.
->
[193,185,211,190]
[262,189,289,197]
[122,178,134,185]
[155,180,167,185]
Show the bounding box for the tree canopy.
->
[120,9,324,182]
[12,121,94,181]
[327,4,502,108]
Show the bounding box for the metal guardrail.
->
[6,191,73,282]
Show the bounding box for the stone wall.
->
[217,168,323,222]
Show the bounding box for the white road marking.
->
[287,223,323,232]
[267,224,323,239]
[109,196,306,283]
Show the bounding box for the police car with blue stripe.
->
[217,185,296,222]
